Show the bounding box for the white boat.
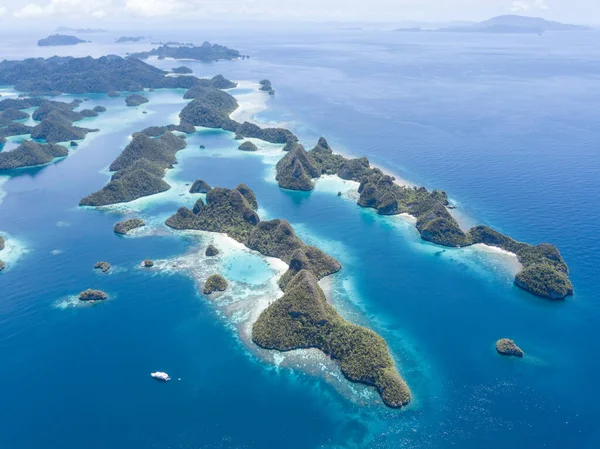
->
[150,371,171,382]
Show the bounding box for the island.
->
[79,289,108,301]
[80,131,187,206]
[94,261,111,273]
[238,141,258,152]
[116,36,145,43]
[128,41,241,62]
[189,179,212,193]
[125,94,149,107]
[259,79,275,95]
[172,66,193,74]
[274,137,573,300]
[0,236,5,271]
[143,260,154,268]
[204,274,228,294]
[38,34,88,46]
[205,244,219,256]
[114,218,145,234]
[496,338,524,357]
[165,184,410,407]
[0,141,68,170]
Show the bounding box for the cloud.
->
[510,0,549,12]
[0,6,7,17]
[124,0,182,17]
[13,0,114,18]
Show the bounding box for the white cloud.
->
[0,6,7,17]
[124,0,182,17]
[510,0,549,12]
[13,0,114,18]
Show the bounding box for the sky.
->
[0,0,597,25]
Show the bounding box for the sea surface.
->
[0,27,599,449]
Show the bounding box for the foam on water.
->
[0,233,30,269]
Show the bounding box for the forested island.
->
[166,184,410,407]
[38,34,88,46]
[116,36,144,43]
[128,41,241,61]
[274,138,573,299]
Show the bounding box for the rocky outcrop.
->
[253,270,411,408]
[238,141,258,152]
[0,236,4,250]
[113,218,145,234]
[259,79,275,95]
[205,244,219,256]
[143,260,154,267]
[204,274,228,294]
[189,179,212,194]
[125,94,149,107]
[0,260,5,271]
[79,289,107,301]
[496,338,524,357]
[94,261,111,273]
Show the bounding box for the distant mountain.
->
[37,35,89,47]
[116,36,145,43]
[56,27,106,34]
[395,15,592,34]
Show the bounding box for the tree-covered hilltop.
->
[129,41,241,62]
[116,36,144,43]
[166,184,409,407]
[0,141,68,170]
[253,270,410,408]
[259,79,275,95]
[0,56,202,94]
[274,137,573,300]
[171,66,193,74]
[37,34,88,47]
[79,131,187,206]
[125,94,149,107]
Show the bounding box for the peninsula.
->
[166,184,410,407]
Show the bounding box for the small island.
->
[94,261,111,273]
[125,94,149,107]
[143,260,154,268]
[79,289,108,301]
[205,244,219,256]
[172,66,193,74]
[116,36,145,43]
[204,274,228,294]
[113,218,145,235]
[189,179,212,194]
[38,34,88,47]
[496,338,524,357]
[0,141,68,170]
[238,141,258,152]
[259,79,275,95]
[0,235,5,271]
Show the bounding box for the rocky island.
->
[204,274,228,294]
[172,66,193,74]
[116,36,144,43]
[0,236,5,271]
[38,34,88,47]
[0,141,68,170]
[79,289,107,301]
[496,338,524,357]
[259,79,275,95]
[114,218,145,234]
[238,141,258,152]
[205,244,219,256]
[189,179,211,193]
[128,41,241,62]
[274,137,573,300]
[94,261,111,273]
[166,184,410,407]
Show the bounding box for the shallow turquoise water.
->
[0,28,599,449]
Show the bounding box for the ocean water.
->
[1,28,599,449]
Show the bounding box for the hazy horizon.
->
[0,0,598,28]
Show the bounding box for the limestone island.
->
[0,141,68,171]
[94,261,111,273]
[274,137,573,300]
[79,289,108,301]
[166,184,410,407]
[259,79,275,95]
[125,94,149,107]
[113,218,145,235]
[0,236,5,271]
[38,34,88,47]
[189,179,212,194]
[238,141,258,152]
[205,244,219,256]
[204,274,228,294]
[129,42,241,62]
[496,338,524,357]
[143,260,154,268]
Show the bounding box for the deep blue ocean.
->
[0,27,599,448]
